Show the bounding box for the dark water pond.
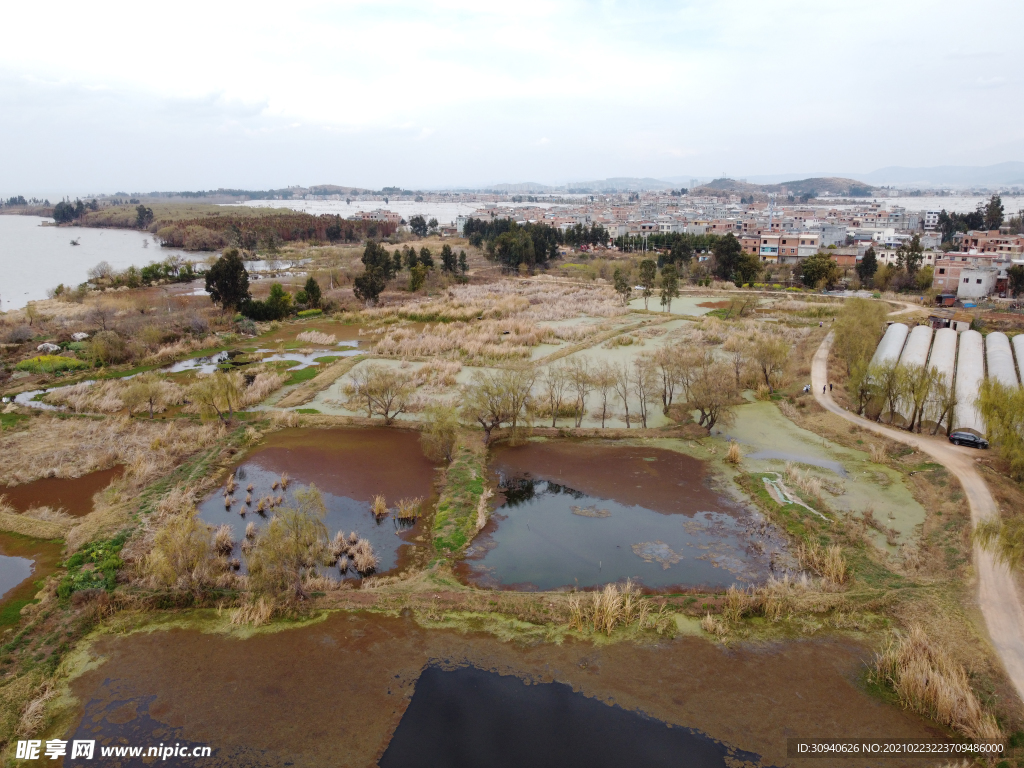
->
[196,428,437,576]
[380,665,757,768]
[460,442,779,590]
[0,553,33,601]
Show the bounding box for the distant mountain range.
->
[479,163,1024,194]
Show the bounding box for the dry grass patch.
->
[874,625,1002,742]
[566,580,672,636]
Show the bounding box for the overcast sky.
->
[1,0,1022,195]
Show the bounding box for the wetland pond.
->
[196,428,437,577]
[460,441,783,591]
[2,466,123,516]
[65,611,946,767]
[0,533,62,616]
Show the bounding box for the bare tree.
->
[565,357,594,428]
[191,372,242,422]
[612,361,632,428]
[689,357,737,432]
[592,361,616,428]
[930,374,958,436]
[363,365,414,424]
[722,334,749,390]
[541,364,569,427]
[462,366,535,443]
[632,357,658,428]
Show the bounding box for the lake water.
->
[233,199,558,226]
[0,215,196,310]
[831,195,1024,214]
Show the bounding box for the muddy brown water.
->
[460,441,784,590]
[66,611,946,767]
[2,466,123,517]
[197,428,438,577]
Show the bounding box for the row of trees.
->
[157,213,396,252]
[352,240,469,302]
[205,248,321,320]
[936,195,1005,243]
[339,329,792,442]
[462,218,564,272]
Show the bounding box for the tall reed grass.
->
[875,625,1002,742]
[566,580,670,635]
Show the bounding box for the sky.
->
[1,0,1022,195]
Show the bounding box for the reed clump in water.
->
[231,596,275,627]
[296,330,336,345]
[566,580,671,636]
[725,441,742,465]
[394,498,422,520]
[784,462,823,503]
[213,524,234,556]
[350,538,379,574]
[701,612,727,637]
[280,472,290,490]
[874,625,1002,742]
[370,494,389,520]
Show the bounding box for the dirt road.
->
[811,331,1024,703]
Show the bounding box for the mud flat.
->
[459,441,784,590]
[65,612,946,767]
[1,466,123,517]
[196,428,438,576]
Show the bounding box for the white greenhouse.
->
[954,330,986,436]
[985,332,1019,389]
[869,323,909,367]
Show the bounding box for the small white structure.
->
[985,332,1019,389]
[36,342,60,353]
[954,330,986,435]
[71,332,89,342]
[869,322,910,367]
[957,267,999,300]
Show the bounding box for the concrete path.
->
[811,331,1024,704]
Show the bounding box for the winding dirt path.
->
[811,331,1024,703]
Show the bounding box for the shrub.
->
[15,355,89,373]
[6,325,33,344]
[88,330,129,365]
[297,308,323,318]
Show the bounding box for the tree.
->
[984,194,1004,231]
[135,204,154,229]
[246,486,330,599]
[857,247,878,282]
[428,217,439,234]
[354,241,391,304]
[632,357,657,428]
[541,364,569,427]
[419,247,434,269]
[191,372,243,422]
[592,361,616,428]
[638,259,657,310]
[409,215,428,237]
[659,264,679,312]
[872,361,902,424]
[722,334,749,389]
[833,298,887,374]
[899,363,937,433]
[930,373,957,436]
[613,268,632,305]
[491,228,536,273]
[612,362,632,427]
[735,252,763,285]
[408,263,428,292]
[440,244,458,273]
[688,355,736,432]
[348,363,414,424]
[303,276,322,308]
[711,233,743,280]
[404,245,419,270]
[669,238,692,265]
[420,404,459,463]
[462,367,535,443]
[800,252,840,288]
[895,234,924,275]
[565,357,594,428]
[749,333,789,392]
[266,283,292,318]
[458,251,469,275]
[392,250,403,274]
[146,507,217,594]
[122,373,166,419]
[205,248,251,310]
[1008,265,1024,297]
[979,379,1024,480]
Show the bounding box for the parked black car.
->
[948,431,989,449]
